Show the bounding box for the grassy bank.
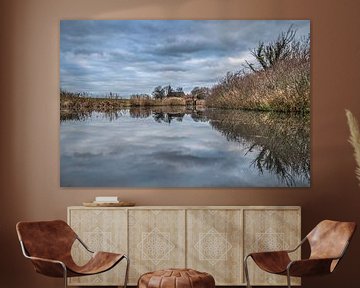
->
[60,91,204,112]
[129,95,187,106]
[61,95,132,111]
[206,58,310,112]
[206,29,310,113]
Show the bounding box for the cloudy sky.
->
[60,20,310,97]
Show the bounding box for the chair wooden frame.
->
[16,220,129,288]
[243,220,356,288]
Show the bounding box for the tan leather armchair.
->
[16,220,129,288]
[244,220,356,288]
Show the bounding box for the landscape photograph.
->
[60,20,310,187]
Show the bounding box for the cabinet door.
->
[187,209,243,285]
[243,209,301,286]
[128,209,186,284]
[68,208,127,286]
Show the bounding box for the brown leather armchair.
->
[16,220,129,288]
[244,220,356,288]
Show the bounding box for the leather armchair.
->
[244,220,356,288]
[16,220,129,288]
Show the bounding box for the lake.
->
[60,107,310,187]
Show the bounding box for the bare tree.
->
[245,26,298,72]
[152,86,164,99]
[162,85,174,97]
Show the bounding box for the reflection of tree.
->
[205,109,310,186]
[61,106,310,186]
[129,107,152,118]
[60,110,124,122]
[249,146,304,187]
[62,106,206,123]
[153,112,185,124]
[190,110,207,122]
[60,111,92,122]
[102,110,124,121]
[130,107,188,124]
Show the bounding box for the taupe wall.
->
[1,0,360,287]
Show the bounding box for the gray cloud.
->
[60,20,310,96]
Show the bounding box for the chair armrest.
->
[287,258,336,277]
[248,250,289,256]
[26,255,67,278]
[285,237,307,253]
[76,236,94,253]
[26,255,65,265]
[19,240,67,277]
[245,237,306,259]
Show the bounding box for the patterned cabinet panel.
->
[67,206,301,286]
[128,209,186,284]
[68,208,127,286]
[187,209,243,285]
[243,209,301,286]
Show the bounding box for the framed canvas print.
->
[60,20,310,187]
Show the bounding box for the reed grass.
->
[206,57,310,113]
[60,94,131,112]
[161,97,186,106]
[60,91,188,114]
[129,94,162,106]
[206,30,310,113]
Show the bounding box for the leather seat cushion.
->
[138,268,215,288]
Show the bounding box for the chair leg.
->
[62,264,68,288]
[244,255,252,288]
[123,255,130,288]
[286,269,291,288]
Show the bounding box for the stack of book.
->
[93,196,119,204]
[83,196,135,207]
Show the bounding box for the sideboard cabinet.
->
[67,206,301,286]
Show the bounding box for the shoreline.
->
[60,94,309,114]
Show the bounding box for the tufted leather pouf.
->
[138,268,215,288]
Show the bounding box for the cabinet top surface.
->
[68,205,301,210]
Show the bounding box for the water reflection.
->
[60,107,310,187]
[205,110,310,186]
[61,109,125,122]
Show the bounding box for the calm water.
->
[60,107,310,187]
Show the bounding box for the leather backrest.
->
[307,220,356,260]
[16,220,77,261]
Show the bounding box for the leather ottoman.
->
[138,268,215,288]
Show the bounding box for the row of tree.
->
[151,85,210,100]
[152,85,184,99]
